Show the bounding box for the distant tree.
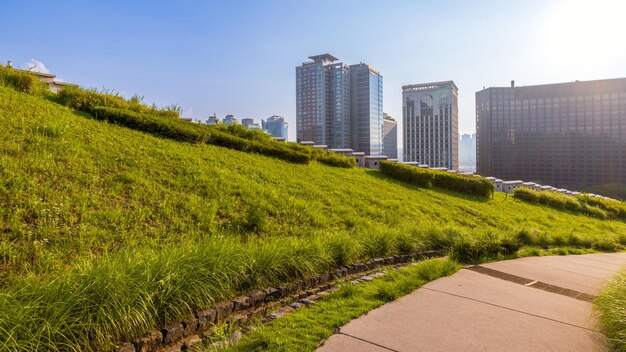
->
[383,112,395,121]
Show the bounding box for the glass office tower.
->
[264,115,288,139]
[476,78,626,189]
[350,63,383,155]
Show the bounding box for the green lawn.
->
[0,84,625,350]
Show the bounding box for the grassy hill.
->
[0,82,625,350]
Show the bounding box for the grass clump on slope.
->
[514,188,626,220]
[0,65,48,95]
[379,160,494,197]
[595,270,626,351]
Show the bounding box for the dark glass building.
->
[476,78,626,189]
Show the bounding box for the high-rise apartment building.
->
[476,78,626,189]
[350,63,383,155]
[403,81,459,170]
[296,54,350,147]
[296,54,383,154]
[383,113,397,159]
[263,115,289,139]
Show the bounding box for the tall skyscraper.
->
[476,78,626,189]
[350,63,383,155]
[403,81,459,170]
[383,113,397,159]
[263,115,289,139]
[296,54,383,154]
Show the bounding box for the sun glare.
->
[539,0,626,74]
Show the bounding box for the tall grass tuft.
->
[379,161,494,197]
[514,188,626,219]
[0,65,48,95]
[595,270,626,351]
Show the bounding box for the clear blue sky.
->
[2,0,625,141]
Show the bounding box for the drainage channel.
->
[466,265,596,302]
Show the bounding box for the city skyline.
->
[3,1,625,143]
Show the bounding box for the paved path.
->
[318,253,626,352]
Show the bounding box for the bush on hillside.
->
[379,161,493,197]
[91,106,310,164]
[58,86,180,118]
[213,123,272,142]
[432,171,494,197]
[0,66,47,95]
[582,204,608,219]
[317,152,356,168]
[577,195,626,219]
[379,161,434,187]
[513,188,622,219]
[513,187,540,203]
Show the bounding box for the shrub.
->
[0,65,47,95]
[379,161,434,187]
[431,171,494,197]
[591,238,623,252]
[316,152,356,168]
[213,123,272,142]
[578,195,626,220]
[379,161,493,197]
[451,231,523,263]
[514,188,623,220]
[582,204,608,219]
[91,106,310,164]
[58,86,180,118]
[513,187,540,203]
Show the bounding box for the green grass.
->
[514,188,626,220]
[595,269,626,351]
[0,84,626,350]
[219,259,460,352]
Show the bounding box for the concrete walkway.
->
[318,253,626,352]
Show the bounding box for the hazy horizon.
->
[2,0,625,142]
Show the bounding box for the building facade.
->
[296,54,349,146]
[403,81,459,170]
[223,115,238,125]
[350,63,383,155]
[296,54,383,154]
[476,78,626,189]
[382,113,397,159]
[459,133,476,172]
[264,115,289,139]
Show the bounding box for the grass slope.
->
[0,85,625,350]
